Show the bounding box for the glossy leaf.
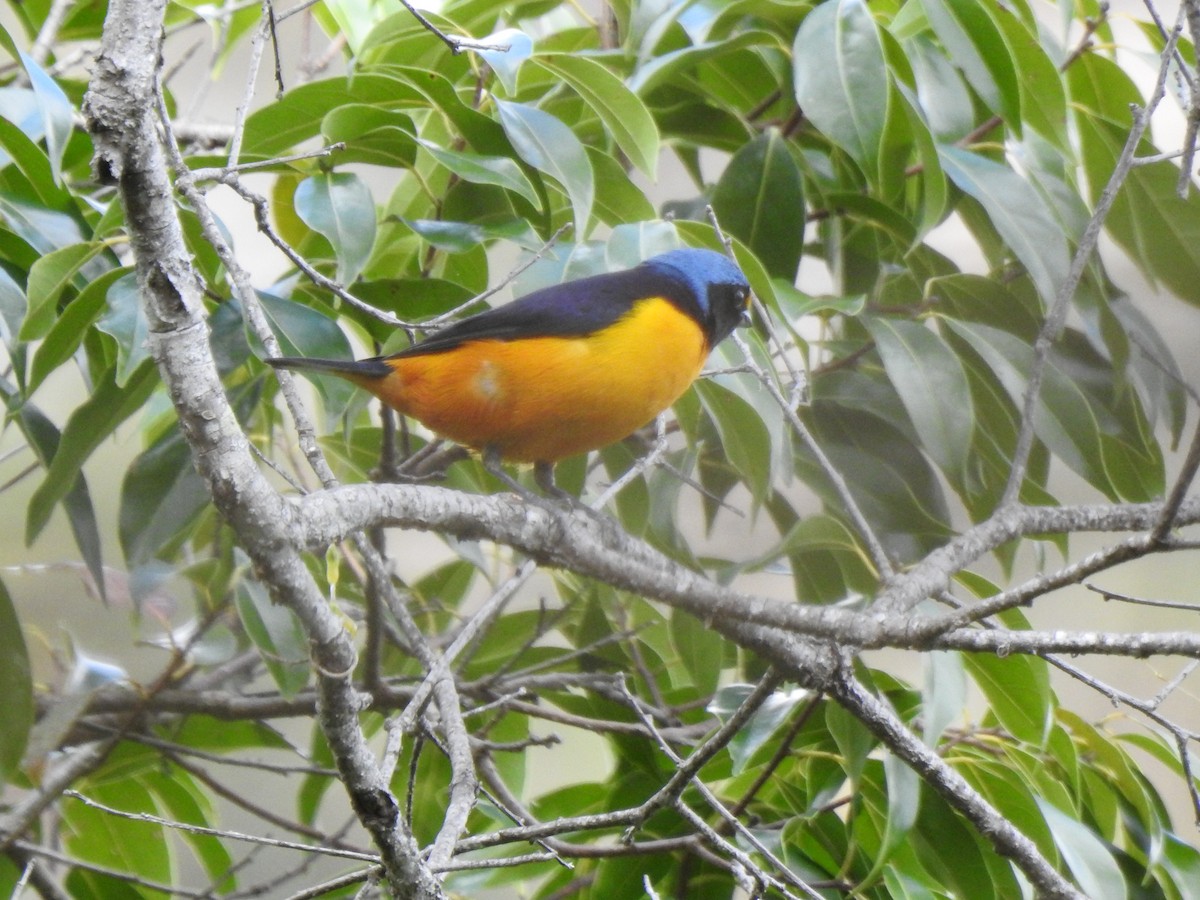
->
[920,0,1021,128]
[496,99,593,236]
[922,651,965,746]
[710,129,805,281]
[242,74,414,156]
[0,104,70,206]
[29,266,128,393]
[991,3,1067,150]
[694,379,773,504]
[1,386,108,604]
[668,607,722,695]
[479,28,533,93]
[293,173,377,285]
[235,580,310,696]
[256,291,357,416]
[865,752,920,882]
[320,104,417,168]
[629,30,772,96]
[1070,54,1200,306]
[1039,801,1126,900]
[26,361,159,544]
[867,317,974,478]
[793,0,888,172]
[65,780,172,889]
[718,685,809,774]
[962,644,1052,748]
[938,145,1068,305]
[95,272,149,386]
[18,51,73,183]
[418,138,539,206]
[0,265,24,343]
[21,241,104,340]
[120,425,210,567]
[0,575,32,788]
[947,319,1163,500]
[533,54,661,177]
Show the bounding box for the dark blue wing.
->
[389,267,694,359]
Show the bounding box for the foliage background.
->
[3,0,1200,897]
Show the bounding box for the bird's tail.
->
[266,356,393,384]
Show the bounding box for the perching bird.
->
[267,247,751,493]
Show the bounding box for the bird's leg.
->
[536,460,623,539]
[533,461,577,503]
[482,446,545,504]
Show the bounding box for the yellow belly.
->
[370,297,709,462]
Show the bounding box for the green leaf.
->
[480,28,533,93]
[294,173,376,285]
[0,104,70,207]
[400,217,534,253]
[867,317,974,478]
[417,139,539,206]
[495,99,594,236]
[710,129,805,281]
[920,0,1021,129]
[120,426,210,567]
[947,319,1159,500]
[1038,801,1126,900]
[257,292,358,420]
[0,194,86,256]
[26,360,159,544]
[0,265,26,344]
[320,104,417,168]
[827,700,875,783]
[938,145,1068,305]
[589,147,657,225]
[906,35,975,142]
[18,51,73,184]
[668,608,722,695]
[863,752,920,883]
[532,54,661,178]
[21,241,105,340]
[242,74,415,156]
[718,685,809,774]
[1070,54,1200,307]
[922,651,965,746]
[96,272,149,386]
[991,3,1067,150]
[30,266,128,393]
[793,0,888,171]
[628,30,773,96]
[912,788,1018,898]
[0,384,108,604]
[962,649,1052,748]
[1159,833,1200,899]
[694,379,772,504]
[235,580,310,696]
[805,399,953,558]
[0,575,32,788]
[144,769,235,889]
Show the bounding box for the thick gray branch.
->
[83,2,440,895]
[296,484,1200,654]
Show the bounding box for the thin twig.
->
[999,9,1184,509]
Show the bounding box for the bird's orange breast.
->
[365,297,710,462]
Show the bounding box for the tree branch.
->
[83,1,441,895]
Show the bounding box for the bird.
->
[267,247,751,495]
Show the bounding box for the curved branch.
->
[83,2,440,896]
[296,483,1200,654]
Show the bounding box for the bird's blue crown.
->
[643,248,748,311]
